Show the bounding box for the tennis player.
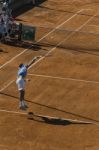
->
[17,56,39,77]
[16,74,29,110]
[16,62,31,110]
[16,62,32,110]
[16,56,41,110]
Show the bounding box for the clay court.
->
[1,0,99,149]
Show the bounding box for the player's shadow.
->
[41,117,72,125]
[28,115,92,126]
[41,117,92,126]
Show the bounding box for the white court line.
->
[0,9,98,92]
[0,80,14,92]
[0,9,83,70]
[28,73,99,84]
[29,10,99,69]
[28,12,99,82]
[88,24,99,27]
[0,108,98,125]
[53,10,99,47]
[0,108,26,115]
[0,9,84,92]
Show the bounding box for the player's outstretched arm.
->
[26,56,42,69]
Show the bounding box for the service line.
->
[28,73,99,85]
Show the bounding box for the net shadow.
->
[35,26,99,55]
[37,42,99,56]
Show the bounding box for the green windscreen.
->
[21,25,36,41]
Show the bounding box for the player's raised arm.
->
[26,56,42,69]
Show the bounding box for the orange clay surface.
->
[1,0,99,150]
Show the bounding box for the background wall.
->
[10,0,33,10]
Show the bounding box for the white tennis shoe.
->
[19,101,27,110]
[23,101,28,109]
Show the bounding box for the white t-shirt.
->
[16,76,25,91]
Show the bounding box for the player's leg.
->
[20,90,28,109]
[19,90,26,110]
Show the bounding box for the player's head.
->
[19,63,24,68]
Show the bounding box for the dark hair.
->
[19,63,24,68]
